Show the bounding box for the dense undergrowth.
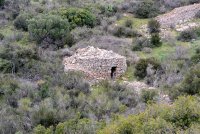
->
[0,0,200,133]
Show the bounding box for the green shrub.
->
[191,48,200,64]
[0,33,4,40]
[177,29,197,42]
[28,14,70,48]
[100,4,117,17]
[58,8,96,29]
[33,125,53,134]
[0,58,13,73]
[148,19,160,34]
[112,26,137,37]
[14,13,32,31]
[169,96,200,129]
[0,44,38,73]
[134,58,161,79]
[135,0,159,18]
[124,19,133,28]
[150,33,162,48]
[0,0,4,7]
[132,37,151,51]
[141,89,158,103]
[180,64,200,95]
[55,118,97,134]
[99,96,200,133]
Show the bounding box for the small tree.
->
[150,33,162,48]
[28,14,70,49]
[134,58,161,79]
[58,8,96,29]
[135,0,159,18]
[148,19,160,34]
[14,13,32,31]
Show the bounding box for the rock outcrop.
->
[63,46,127,83]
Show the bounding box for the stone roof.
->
[72,46,125,59]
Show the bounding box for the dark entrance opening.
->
[111,67,117,79]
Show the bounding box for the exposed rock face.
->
[156,3,200,28]
[63,46,127,83]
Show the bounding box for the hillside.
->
[0,0,200,134]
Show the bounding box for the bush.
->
[124,19,133,28]
[132,37,151,51]
[150,33,162,48]
[0,44,38,73]
[169,96,200,128]
[177,29,197,42]
[112,26,137,37]
[135,0,159,18]
[0,33,4,40]
[134,58,161,79]
[191,54,200,64]
[148,19,160,34]
[58,8,96,29]
[0,0,4,7]
[180,64,200,95]
[99,96,200,133]
[0,58,13,73]
[28,14,70,49]
[100,4,117,17]
[14,13,32,31]
[141,89,158,103]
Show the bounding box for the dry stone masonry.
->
[63,46,127,83]
[156,3,200,28]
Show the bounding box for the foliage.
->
[0,0,4,7]
[135,0,159,18]
[0,44,38,73]
[180,64,200,95]
[112,26,137,37]
[141,89,158,103]
[0,58,12,73]
[177,29,197,42]
[0,33,4,40]
[124,19,133,28]
[100,4,117,17]
[134,58,161,79]
[169,64,200,100]
[99,96,200,133]
[191,48,200,64]
[14,13,32,31]
[132,37,151,51]
[58,8,96,29]
[33,125,53,134]
[28,14,70,49]
[148,19,160,34]
[150,33,162,48]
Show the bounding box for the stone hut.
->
[63,46,127,82]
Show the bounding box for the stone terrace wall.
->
[156,3,200,28]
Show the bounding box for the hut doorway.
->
[111,67,117,79]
